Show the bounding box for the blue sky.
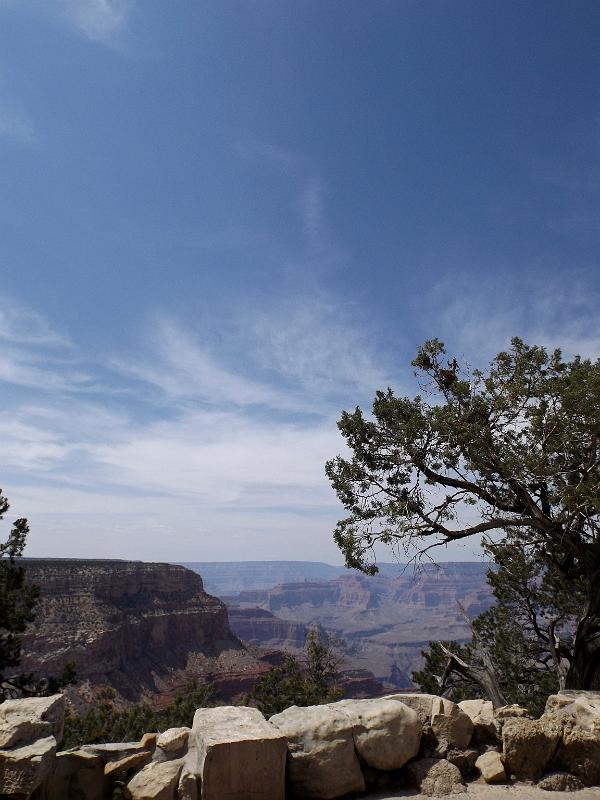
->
[1,1,599,562]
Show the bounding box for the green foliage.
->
[0,489,39,693]
[326,337,600,573]
[413,534,585,715]
[246,629,344,717]
[62,682,214,748]
[326,338,600,688]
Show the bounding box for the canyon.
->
[185,561,493,688]
[15,559,493,707]
[17,560,270,707]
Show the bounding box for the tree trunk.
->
[566,584,600,690]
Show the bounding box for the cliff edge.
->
[18,560,248,704]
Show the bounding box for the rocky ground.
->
[363,785,600,799]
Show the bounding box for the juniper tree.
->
[326,338,600,690]
[0,489,39,695]
[413,533,584,713]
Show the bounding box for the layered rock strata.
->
[18,560,246,704]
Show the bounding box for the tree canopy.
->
[0,489,39,696]
[326,338,600,689]
[246,629,343,717]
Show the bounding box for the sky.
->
[1,1,599,563]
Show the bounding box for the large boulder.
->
[0,735,57,797]
[337,697,421,770]
[542,691,600,786]
[269,703,364,799]
[191,706,287,800]
[0,695,65,749]
[502,717,562,781]
[458,699,499,745]
[46,750,105,800]
[126,759,183,800]
[405,757,465,796]
[387,694,473,756]
[553,725,600,786]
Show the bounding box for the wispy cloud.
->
[61,0,131,42]
[251,296,389,402]
[113,318,287,410]
[427,273,600,364]
[0,306,69,347]
[0,302,94,392]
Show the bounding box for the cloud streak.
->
[61,0,131,42]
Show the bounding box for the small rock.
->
[157,728,189,754]
[495,704,530,721]
[538,772,585,792]
[475,750,506,783]
[446,749,479,777]
[104,750,152,777]
[126,759,183,800]
[405,757,465,796]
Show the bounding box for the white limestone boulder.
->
[0,735,57,798]
[458,699,499,745]
[269,703,364,799]
[336,697,421,770]
[157,728,189,754]
[386,693,473,755]
[0,694,65,749]
[126,759,182,800]
[191,706,286,800]
[541,691,600,786]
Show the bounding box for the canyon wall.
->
[18,560,263,705]
[201,562,493,688]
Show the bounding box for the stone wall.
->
[1,690,599,799]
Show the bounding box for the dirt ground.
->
[361,784,600,800]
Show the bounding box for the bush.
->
[62,681,213,747]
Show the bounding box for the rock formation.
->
[17,560,267,706]
[212,562,493,687]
